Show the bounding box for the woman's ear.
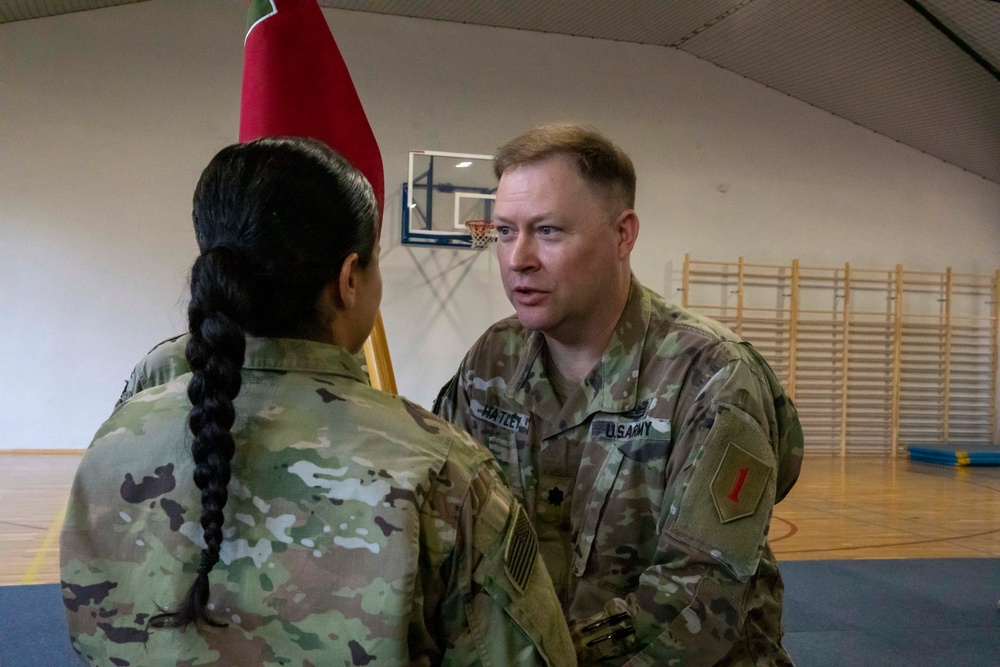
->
[336,252,361,310]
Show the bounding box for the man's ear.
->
[336,252,361,310]
[614,209,639,259]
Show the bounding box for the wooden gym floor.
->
[3,452,999,587]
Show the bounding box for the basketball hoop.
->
[465,220,496,250]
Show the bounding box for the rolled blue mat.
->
[907,444,1000,466]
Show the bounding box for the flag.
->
[239,0,385,219]
[239,0,395,393]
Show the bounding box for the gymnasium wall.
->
[1,0,998,450]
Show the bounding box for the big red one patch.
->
[711,442,770,523]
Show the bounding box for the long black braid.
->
[149,137,377,629]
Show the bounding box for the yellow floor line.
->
[20,503,67,585]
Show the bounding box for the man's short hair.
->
[493,122,636,212]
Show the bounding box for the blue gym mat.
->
[907,443,1000,466]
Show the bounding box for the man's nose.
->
[507,233,538,272]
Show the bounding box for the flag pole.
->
[239,0,396,392]
[364,313,396,393]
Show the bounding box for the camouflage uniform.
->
[62,337,576,667]
[434,276,803,666]
[116,334,198,407]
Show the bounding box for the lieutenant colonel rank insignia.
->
[711,442,770,523]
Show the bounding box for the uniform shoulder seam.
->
[146,333,187,355]
[465,316,529,368]
[668,320,739,345]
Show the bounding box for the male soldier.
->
[434,122,803,665]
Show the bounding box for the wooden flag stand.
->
[363,312,396,393]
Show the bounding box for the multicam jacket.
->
[116,333,190,408]
[434,276,804,666]
[62,337,575,667]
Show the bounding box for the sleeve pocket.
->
[667,404,777,580]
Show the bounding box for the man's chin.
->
[513,309,552,334]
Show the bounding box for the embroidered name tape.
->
[590,416,670,442]
[471,400,529,433]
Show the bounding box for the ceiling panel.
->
[325,0,747,47]
[2,0,998,183]
[0,0,141,22]
[678,0,1000,183]
[924,0,1000,69]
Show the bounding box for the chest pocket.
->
[485,432,518,467]
[467,398,529,496]
[572,415,672,594]
[591,414,671,470]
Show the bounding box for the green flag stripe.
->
[246,0,278,41]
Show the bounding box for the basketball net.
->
[465,220,496,249]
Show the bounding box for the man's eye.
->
[495,225,511,236]
[539,226,555,235]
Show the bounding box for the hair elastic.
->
[196,549,220,575]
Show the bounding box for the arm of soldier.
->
[741,343,804,501]
[432,371,465,426]
[571,360,778,665]
[425,436,576,667]
[115,335,190,409]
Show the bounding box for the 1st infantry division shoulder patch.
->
[711,442,771,523]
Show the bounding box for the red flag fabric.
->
[239,0,385,219]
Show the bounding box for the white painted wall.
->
[2,1,997,449]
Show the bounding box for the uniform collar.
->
[242,337,371,385]
[506,274,651,422]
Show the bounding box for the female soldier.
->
[60,137,574,666]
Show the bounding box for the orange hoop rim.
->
[464,220,496,249]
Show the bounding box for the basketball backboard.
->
[402,150,497,248]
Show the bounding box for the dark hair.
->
[493,122,636,212]
[148,137,377,629]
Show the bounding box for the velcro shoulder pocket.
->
[667,404,777,580]
[501,504,538,594]
[472,481,538,593]
[471,486,574,666]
